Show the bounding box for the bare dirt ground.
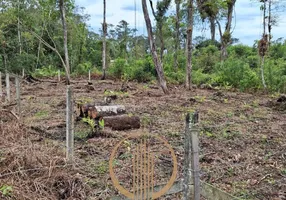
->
[1,76,285,200]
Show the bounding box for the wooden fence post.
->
[15,76,21,116]
[183,111,200,200]
[5,73,10,102]
[58,70,61,82]
[0,72,2,95]
[88,70,91,82]
[66,85,74,164]
[191,112,200,200]
[22,68,25,78]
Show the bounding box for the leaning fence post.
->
[183,111,200,200]
[66,85,74,165]
[15,76,21,116]
[5,73,10,102]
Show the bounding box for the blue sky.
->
[74,0,286,45]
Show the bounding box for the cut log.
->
[76,103,126,120]
[103,115,140,130]
[94,105,125,116]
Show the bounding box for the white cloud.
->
[75,0,286,45]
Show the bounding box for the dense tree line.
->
[0,0,285,93]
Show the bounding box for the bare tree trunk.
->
[174,0,180,70]
[142,0,169,94]
[260,0,267,89]
[263,0,266,35]
[1,54,7,71]
[59,0,71,85]
[219,0,236,60]
[17,0,22,55]
[268,0,272,48]
[159,23,164,63]
[101,0,107,80]
[210,17,215,41]
[36,28,44,68]
[1,43,7,71]
[260,56,266,88]
[186,0,194,90]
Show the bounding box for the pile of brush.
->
[0,116,90,199]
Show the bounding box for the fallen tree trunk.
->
[77,104,126,120]
[103,115,140,130]
[94,105,125,116]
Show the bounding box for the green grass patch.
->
[34,110,49,118]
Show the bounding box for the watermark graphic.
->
[109,132,178,199]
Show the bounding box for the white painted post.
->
[88,70,91,82]
[22,68,25,78]
[183,111,200,200]
[58,70,61,82]
[5,73,10,102]
[66,85,74,164]
[0,72,2,95]
[15,76,21,116]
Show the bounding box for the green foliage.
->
[108,58,127,78]
[214,58,261,91]
[163,53,185,84]
[127,58,155,82]
[73,62,93,75]
[82,117,96,132]
[193,45,220,73]
[264,58,286,93]
[246,55,259,68]
[95,161,109,174]
[98,119,104,129]
[34,110,49,118]
[109,57,156,82]
[32,65,64,78]
[228,44,255,58]
[0,0,285,94]
[269,39,286,59]
[74,131,90,140]
[0,184,13,197]
[8,53,37,74]
[195,39,221,50]
[165,70,185,84]
[192,69,215,86]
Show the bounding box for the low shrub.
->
[32,65,64,78]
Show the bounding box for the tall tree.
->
[186,0,194,90]
[17,0,22,55]
[101,0,107,80]
[174,0,181,70]
[115,20,131,59]
[142,0,169,94]
[217,0,236,60]
[59,0,71,85]
[196,0,219,41]
[258,0,267,89]
[149,0,171,63]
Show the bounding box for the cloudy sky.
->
[74,0,286,46]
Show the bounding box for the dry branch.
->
[1,109,19,120]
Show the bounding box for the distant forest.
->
[0,0,285,93]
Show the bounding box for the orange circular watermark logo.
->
[109,132,178,199]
